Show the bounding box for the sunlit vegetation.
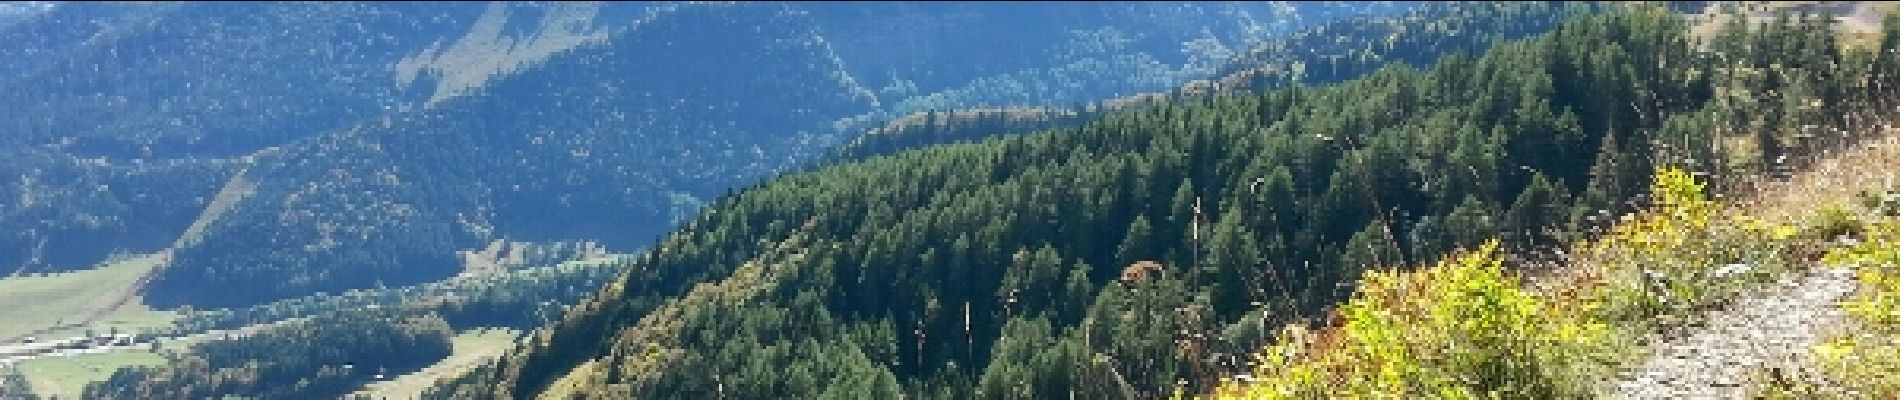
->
[1809,190,1900,397]
[349,328,522,400]
[1210,166,1755,397]
[1212,142,1900,397]
[1574,168,1802,334]
[10,1,1900,398]
[0,254,172,341]
[1210,240,1614,398]
[1214,5,1900,393]
[84,310,453,399]
[830,2,1600,165]
[421,4,1900,397]
[13,351,168,399]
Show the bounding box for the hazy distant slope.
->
[430,5,1753,398]
[827,2,1598,163]
[0,2,492,274]
[132,2,1409,307]
[3,1,1417,306]
[0,2,493,158]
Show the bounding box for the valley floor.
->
[352,329,522,400]
[0,253,172,344]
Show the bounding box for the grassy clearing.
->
[31,303,177,342]
[15,351,168,399]
[351,328,522,399]
[0,254,172,341]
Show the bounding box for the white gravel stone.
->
[1604,268,1857,399]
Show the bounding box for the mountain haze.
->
[19,2,1892,399]
[0,1,1404,308]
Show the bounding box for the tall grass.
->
[1808,195,1900,397]
[1208,240,1614,398]
[1210,166,1824,398]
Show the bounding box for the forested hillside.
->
[8,3,1458,398]
[1216,8,1900,396]
[425,4,1893,398]
[829,1,1599,163]
[40,2,1603,396]
[13,2,1895,398]
[1,1,1363,301]
[86,310,454,399]
[140,3,881,308]
[0,1,489,276]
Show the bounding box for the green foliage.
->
[1409,195,1498,260]
[1583,167,1798,331]
[84,309,453,399]
[1814,218,1900,396]
[1855,188,1900,217]
[0,152,230,274]
[436,4,1897,398]
[0,2,484,275]
[975,317,1115,399]
[1506,172,1573,250]
[1339,221,1403,281]
[1806,202,1867,241]
[1755,12,1900,393]
[1220,159,1885,399]
[1214,241,1611,399]
[834,2,1602,165]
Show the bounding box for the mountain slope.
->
[0,1,1404,306]
[0,2,491,157]
[426,6,1846,398]
[827,1,1601,164]
[1208,7,1900,398]
[0,1,492,275]
[146,2,881,308]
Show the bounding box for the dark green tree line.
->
[430,5,1894,399]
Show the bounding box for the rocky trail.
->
[1605,267,1859,399]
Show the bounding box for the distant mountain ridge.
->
[0,2,1413,307]
[425,4,1895,397]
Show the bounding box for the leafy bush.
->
[1213,167,1836,399]
[1583,167,1798,331]
[1213,241,1612,399]
[1805,202,1867,242]
[1813,218,1900,396]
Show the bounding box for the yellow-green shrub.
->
[1824,219,1900,328]
[1583,167,1796,330]
[1813,219,1900,395]
[1212,241,1612,399]
[1210,167,1825,399]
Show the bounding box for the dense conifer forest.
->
[424,4,1899,398]
[8,2,1900,398]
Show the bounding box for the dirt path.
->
[1604,267,1858,399]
